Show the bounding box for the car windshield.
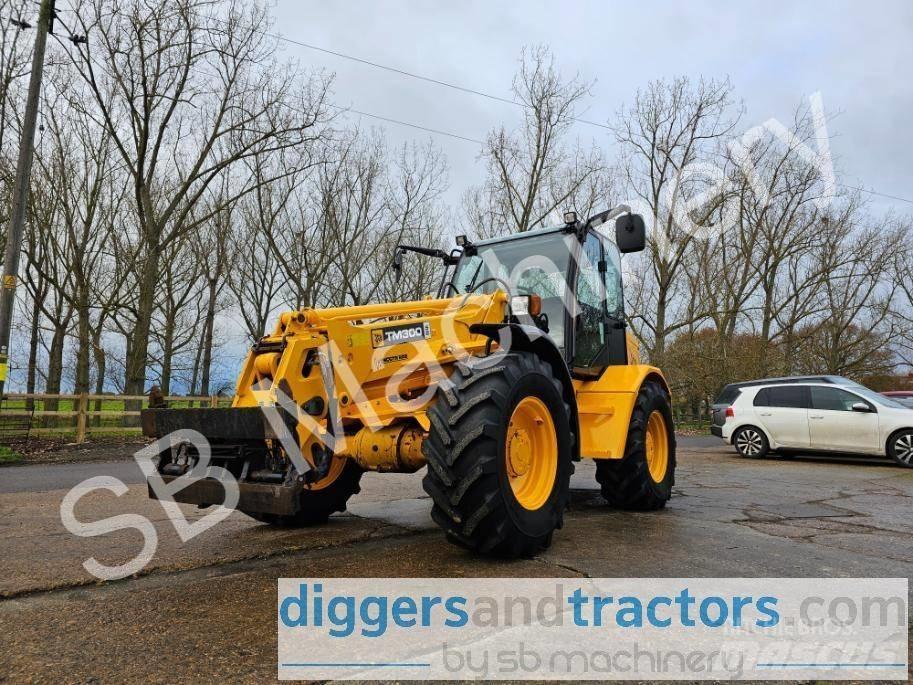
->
[851,386,907,409]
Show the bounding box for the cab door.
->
[571,232,626,377]
[600,236,628,367]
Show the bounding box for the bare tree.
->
[0,0,32,177]
[227,187,285,341]
[149,234,205,394]
[328,134,448,306]
[792,220,902,377]
[614,77,739,364]
[191,199,234,395]
[27,78,128,397]
[465,46,606,239]
[890,220,913,370]
[68,0,332,397]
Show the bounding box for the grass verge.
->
[0,445,24,465]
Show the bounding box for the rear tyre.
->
[596,380,676,510]
[422,351,574,558]
[732,426,769,459]
[887,429,913,468]
[246,458,363,526]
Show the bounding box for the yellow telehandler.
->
[142,207,675,558]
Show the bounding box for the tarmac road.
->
[0,436,726,495]
[0,439,911,683]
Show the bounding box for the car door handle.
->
[759,412,772,417]
[809,415,824,420]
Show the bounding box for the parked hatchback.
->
[716,383,913,467]
[710,375,858,438]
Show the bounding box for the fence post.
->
[210,394,218,408]
[75,392,89,444]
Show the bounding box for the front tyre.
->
[246,457,363,526]
[887,429,913,468]
[422,351,574,558]
[596,380,676,510]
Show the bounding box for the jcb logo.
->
[371,321,431,348]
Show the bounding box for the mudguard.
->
[469,322,581,461]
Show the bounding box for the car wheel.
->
[887,430,913,468]
[733,426,769,459]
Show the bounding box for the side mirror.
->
[615,214,646,254]
[851,402,872,413]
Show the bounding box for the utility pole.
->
[0,0,55,403]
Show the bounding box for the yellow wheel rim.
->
[292,435,348,491]
[505,396,558,510]
[645,410,669,482]
[305,455,347,491]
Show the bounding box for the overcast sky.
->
[270,0,913,221]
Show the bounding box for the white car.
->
[718,382,913,467]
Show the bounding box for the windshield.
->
[851,386,908,409]
[452,230,575,351]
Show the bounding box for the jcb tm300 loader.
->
[143,207,676,558]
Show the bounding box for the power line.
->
[203,12,612,131]
[44,8,913,208]
[838,184,913,206]
[196,13,913,208]
[48,15,485,146]
[337,106,483,144]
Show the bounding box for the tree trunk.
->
[74,292,91,395]
[190,340,202,397]
[758,279,775,376]
[92,328,105,427]
[160,316,175,396]
[44,323,68,423]
[652,291,667,367]
[199,280,217,396]
[25,293,41,412]
[124,248,160,397]
[123,247,160,423]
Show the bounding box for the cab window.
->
[602,241,624,318]
[572,233,605,367]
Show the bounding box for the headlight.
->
[510,294,541,317]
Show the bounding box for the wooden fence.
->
[671,408,712,428]
[0,393,232,444]
[0,392,711,445]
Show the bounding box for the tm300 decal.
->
[371,321,432,348]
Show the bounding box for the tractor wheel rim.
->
[297,435,348,491]
[506,396,558,510]
[645,411,669,482]
[896,435,913,464]
[737,430,761,455]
